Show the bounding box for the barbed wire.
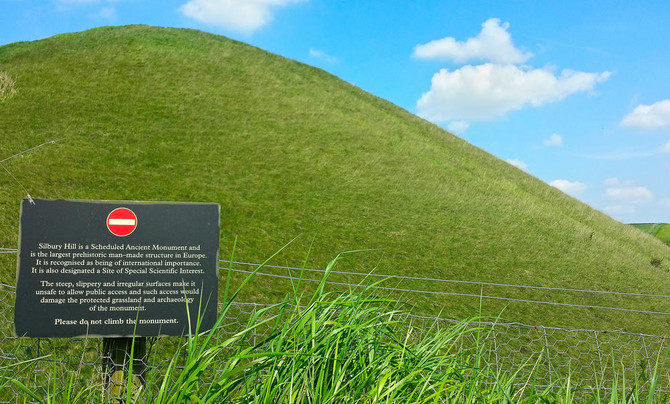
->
[221,259,670,299]
[220,301,670,338]
[226,267,670,317]
[4,247,670,304]
[3,248,666,299]
[1,138,68,204]
[0,137,69,165]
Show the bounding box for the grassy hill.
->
[631,223,670,246]
[1,25,669,333]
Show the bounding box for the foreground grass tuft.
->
[6,253,670,403]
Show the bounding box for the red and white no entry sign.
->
[107,207,137,237]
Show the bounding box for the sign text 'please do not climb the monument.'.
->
[14,199,221,338]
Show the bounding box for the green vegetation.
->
[0,71,16,102]
[630,223,670,246]
[1,25,669,333]
[5,259,669,403]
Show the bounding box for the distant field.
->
[630,223,670,245]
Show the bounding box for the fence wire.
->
[221,259,670,299]
[2,249,670,400]
[225,264,670,317]
[0,284,669,401]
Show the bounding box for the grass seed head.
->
[0,71,17,102]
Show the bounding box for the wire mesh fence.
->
[2,248,670,400]
[1,283,669,401]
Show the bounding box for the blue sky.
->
[2,0,669,223]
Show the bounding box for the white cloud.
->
[621,99,670,131]
[543,133,563,147]
[581,142,670,159]
[603,204,636,216]
[506,159,528,171]
[601,178,653,221]
[605,185,654,203]
[309,48,338,64]
[57,0,100,4]
[447,120,469,134]
[416,63,611,123]
[413,18,532,64]
[549,179,587,196]
[90,6,116,20]
[579,150,655,160]
[604,177,629,187]
[180,0,306,34]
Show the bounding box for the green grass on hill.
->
[630,223,670,246]
[1,25,669,333]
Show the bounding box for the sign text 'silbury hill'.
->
[14,199,220,338]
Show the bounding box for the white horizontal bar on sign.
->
[108,219,136,225]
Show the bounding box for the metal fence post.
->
[102,337,147,399]
[542,327,553,386]
[492,329,500,371]
[594,331,605,392]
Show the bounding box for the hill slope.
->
[1,26,669,332]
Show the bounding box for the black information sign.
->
[14,199,220,338]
